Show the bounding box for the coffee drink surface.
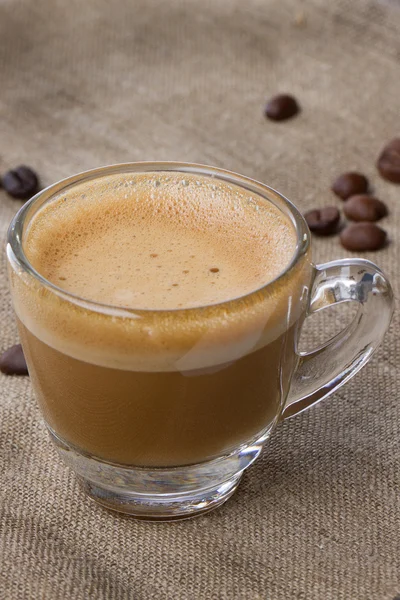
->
[25,172,296,310]
[14,172,310,466]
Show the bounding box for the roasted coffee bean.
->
[265,94,300,121]
[2,165,39,199]
[304,206,340,236]
[332,172,369,200]
[0,344,28,375]
[340,223,387,252]
[377,138,400,183]
[343,195,388,222]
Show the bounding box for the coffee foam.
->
[12,172,312,371]
[24,173,296,310]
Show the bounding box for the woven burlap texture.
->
[0,0,399,598]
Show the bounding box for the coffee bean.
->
[304,206,340,236]
[2,165,39,199]
[0,344,28,375]
[332,172,369,200]
[265,94,300,121]
[377,138,400,183]
[343,195,388,222]
[340,223,387,252]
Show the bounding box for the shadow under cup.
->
[6,162,317,519]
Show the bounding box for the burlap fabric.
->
[0,0,399,598]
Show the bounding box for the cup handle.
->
[282,258,394,420]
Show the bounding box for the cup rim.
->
[7,161,310,315]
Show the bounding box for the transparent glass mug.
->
[7,163,394,520]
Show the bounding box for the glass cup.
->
[6,163,394,520]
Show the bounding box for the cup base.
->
[48,425,272,520]
[80,474,241,520]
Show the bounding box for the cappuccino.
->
[14,172,310,466]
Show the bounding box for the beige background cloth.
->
[0,0,399,598]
